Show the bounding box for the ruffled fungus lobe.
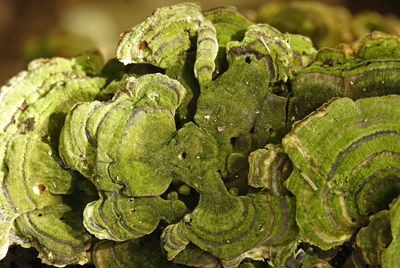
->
[83,192,187,241]
[194,19,218,86]
[0,54,104,264]
[195,23,316,147]
[162,187,298,267]
[60,73,189,241]
[248,144,292,195]
[60,73,186,196]
[283,95,400,249]
[382,197,400,267]
[92,234,179,268]
[352,210,392,267]
[288,32,400,124]
[15,204,92,266]
[116,3,203,68]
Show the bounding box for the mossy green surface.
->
[283,96,400,249]
[1,2,400,267]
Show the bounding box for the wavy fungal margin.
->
[283,95,400,249]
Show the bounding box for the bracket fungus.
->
[1,2,400,267]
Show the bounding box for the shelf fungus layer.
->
[194,22,316,152]
[116,3,203,68]
[283,95,400,249]
[288,33,400,125]
[60,73,186,197]
[0,54,104,263]
[83,191,187,241]
[352,210,392,267]
[161,168,298,267]
[60,73,191,241]
[380,196,400,268]
[92,233,182,268]
[14,204,92,266]
[248,144,292,195]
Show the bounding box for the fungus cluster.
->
[1,3,400,267]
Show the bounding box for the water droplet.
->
[32,186,40,195]
[32,184,46,195]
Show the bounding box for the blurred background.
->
[1,0,400,85]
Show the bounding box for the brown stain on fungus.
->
[23,117,35,131]
[137,40,149,51]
